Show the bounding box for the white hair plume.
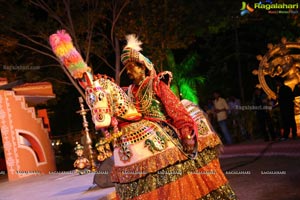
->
[125,34,142,52]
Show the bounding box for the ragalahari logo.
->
[240,2,254,16]
[240,1,299,16]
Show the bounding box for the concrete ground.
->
[0,139,299,200]
[0,172,115,200]
[220,139,300,200]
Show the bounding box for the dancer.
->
[49,30,237,200]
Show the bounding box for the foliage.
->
[167,50,205,104]
[0,0,130,134]
[115,0,203,70]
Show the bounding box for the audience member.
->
[213,91,233,144]
[275,77,297,140]
[228,95,247,142]
[252,88,276,141]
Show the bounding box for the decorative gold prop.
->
[94,117,120,162]
[253,37,300,135]
[95,138,113,162]
[73,143,90,175]
[253,37,300,99]
[76,97,97,172]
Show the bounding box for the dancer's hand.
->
[182,131,196,154]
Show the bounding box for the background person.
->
[275,77,297,140]
[252,88,276,141]
[213,91,233,144]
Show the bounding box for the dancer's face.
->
[125,62,146,84]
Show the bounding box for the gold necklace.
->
[128,77,153,112]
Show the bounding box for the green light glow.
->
[167,51,205,105]
[179,83,199,104]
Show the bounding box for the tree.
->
[166,50,204,104]
[115,0,203,71]
[0,0,131,134]
[2,0,300,132]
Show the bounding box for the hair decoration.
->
[124,34,143,52]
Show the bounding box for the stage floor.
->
[0,139,299,200]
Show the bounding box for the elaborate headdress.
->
[121,34,155,76]
[49,30,91,79]
[74,143,84,151]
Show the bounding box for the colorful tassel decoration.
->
[49,30,90,79]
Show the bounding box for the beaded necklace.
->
[128,77,154,113]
